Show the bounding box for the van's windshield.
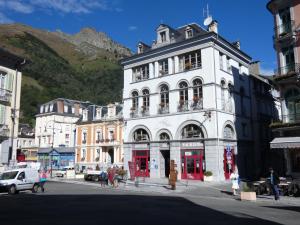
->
[0,171,18,180]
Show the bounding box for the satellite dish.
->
[204,16,212,26]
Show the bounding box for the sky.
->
[0,0,276,75]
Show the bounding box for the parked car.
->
[53,166,74,178]
[0,168,40,194]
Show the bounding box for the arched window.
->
[159,84,169,114]
[142,89,150,116]
[285,88,300,122]
[224,125,234,139]
[131,91,139,111]
[191,79,203,110]
[178,81,189,111]
[181,124,203,139]
[133,129,150,142]
[221,80,226,110]
[159,132,170,141]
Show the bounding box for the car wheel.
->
[8,185,17,195]
[32,183,39,193]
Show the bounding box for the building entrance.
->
[132,150,150,177]
[160,150,170,178]
[181,149,203,180]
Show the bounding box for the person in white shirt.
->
[230,169,239,196]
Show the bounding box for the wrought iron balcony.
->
[158,104,169,114]
[274,63,300,76]
[0,88,12,103]
[274,20,295,42]
[177,100,203,112]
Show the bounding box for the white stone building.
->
[121,22,277,181]
[0,48,24,165]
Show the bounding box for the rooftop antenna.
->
[203,4,213,26]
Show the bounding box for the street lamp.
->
[44,120,62,178]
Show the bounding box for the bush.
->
[242,183,253,192]
[204,171,213,176]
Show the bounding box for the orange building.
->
[75,103,123,171]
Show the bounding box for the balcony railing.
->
[158,104,169,114]
[130,109,139,118]
[140,106,150,117]
[177,100,203,112]
[133,73,149,82]
[274,63,300,76]
[0,89,12,103]
[274,20,295,41]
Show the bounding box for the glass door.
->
[181,150,203,180]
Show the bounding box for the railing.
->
[274,63,300,76]
[158,104,169,114]
[180,62,202,72]
[133,72,149,82]
[0,89,12,103]
[177,100,203,112]
[130,109,139,118]
[140,107,150,117]
[274,20,295,40]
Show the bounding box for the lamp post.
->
[44,119,62,178]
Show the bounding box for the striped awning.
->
[270,137,300,149]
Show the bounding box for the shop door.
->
[133,150,150,177]
[181,150,203,180]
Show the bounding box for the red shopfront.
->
[181,142,204,180]
[223,146,236,180]
[132,144,150,177]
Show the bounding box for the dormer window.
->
[186,28,193,39]
[160,31,167,42]
[138,45,143,54]
[96,108,102,119]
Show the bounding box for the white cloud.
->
[260,67,275,76]
[128,26,137,31]
[0,12,13,24]
[7,1,34,14]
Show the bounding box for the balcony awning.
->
[270,137,300,149]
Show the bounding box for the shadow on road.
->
[263,206,300,213]
[0,194,283,225]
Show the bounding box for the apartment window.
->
[221,80,226,110]
[131,91,139,111]
[285,88,300,123]
[279,7,292,35]
[239,63,242,74]
[160,31,167,42]
[45,105,49,113]
[64,105,68,113]
[226,56,231,73]
[82,131,87,144]
[142,89,150,115]
[219,53,224,70]
[83,109,88,121]
[159,59,168,76]
[71,107,75,114]
[81,149,86,161]
[0,71,7,91]
[228,83,234,113]
[50,104,54,112]
[240,87,245,115]
[178,82,189,112]
[109,130,114,141]
[133,129,149,141]
[179,50,201,71]
[132,64,149,82]
[224,125,234,139]
[96,108,101,119]
[40,106,44,114]
[159,84,169,114]
[95,149,100,161]
[96,130,103,142]
[186,28,193,39]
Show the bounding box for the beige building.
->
[0,48,24,165]
[76,103,123,171]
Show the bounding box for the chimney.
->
[249,61,261,75]
[208,20,218,34]
[232,41,241,49]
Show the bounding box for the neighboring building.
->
[0,48,25,165]
[76,103,123,172]
[17,124,37,162]
[267,0,300,177]
[35,98,91,169]
[121,21,277,181]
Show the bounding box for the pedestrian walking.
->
[268,167,280,200]
[39,169,47,192]
[230,169,239,196]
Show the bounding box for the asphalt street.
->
[0,181,299,225]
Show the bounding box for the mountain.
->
[0,23,131,126]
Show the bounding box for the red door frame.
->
[132,150,150,177]
[181,149,204,180]
[223,147,236,180]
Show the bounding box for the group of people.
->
[230,167,280,201]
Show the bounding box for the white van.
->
[0,168,40,194]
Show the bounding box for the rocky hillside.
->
[0,23,131,126]
[54,28,131,58]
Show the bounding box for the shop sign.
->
[185,152,192,156]
[181,142,203,149]
[159,143,169,149]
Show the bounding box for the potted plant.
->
[240,183,256,201]
[204,171,213,181]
